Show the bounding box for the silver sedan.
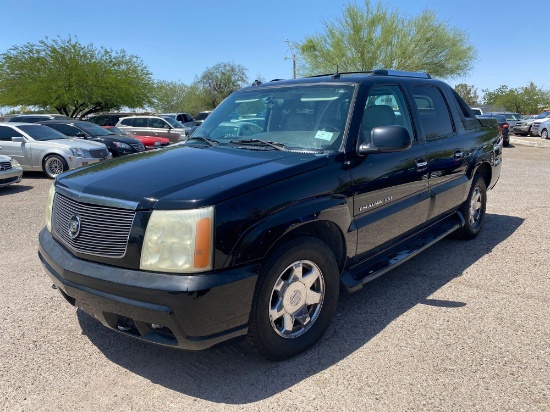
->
[0,154,23,187]
[0,123,112,178]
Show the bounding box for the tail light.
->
[503,123,509,129]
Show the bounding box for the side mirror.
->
[358,125,412,156]
[12,136,25,143]
[76,132,87,138]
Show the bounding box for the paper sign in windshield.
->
[315,131,333,141]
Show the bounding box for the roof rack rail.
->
[307,71,373,78]
[372,69,431,79]
[307,69,431,79]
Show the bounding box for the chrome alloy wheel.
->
[44,156,66,178]
[269,259,325,338]
[469,186,483,228]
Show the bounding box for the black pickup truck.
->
[39,70,502,360]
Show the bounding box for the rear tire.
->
[247,236,339,360]
[43,155,68,179]
[454,175,487,240]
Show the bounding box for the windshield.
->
[191,84,355,152]
[161,116,185,128]
[19,124,69,141]
[106,126,128,135]
[196,112,210,121]
[77,122,115,136]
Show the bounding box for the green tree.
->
[519,82,550,114]
[454,84,479,106]
[0,36,154,118]
[151,80,189,113]
[297,0,476,78]
[482,83,549,114]
[196,62,248,109]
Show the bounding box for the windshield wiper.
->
[185,136,219,147]
[228,138,286,151]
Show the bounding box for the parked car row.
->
[476,114,511,147]
[0,123,111,179]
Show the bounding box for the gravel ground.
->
[0,142,548,411]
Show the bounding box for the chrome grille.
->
[131,143,146,152]
[0,161,12,171]
[52,194,135,257]
[89,148,109,159]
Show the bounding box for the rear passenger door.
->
[410,85,469,220]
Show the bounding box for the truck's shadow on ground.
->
[78,213,523,404]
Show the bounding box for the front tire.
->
[247,236,339,360]
[43,155,68,179]
[541,129,548,139]
[454,175,487,240]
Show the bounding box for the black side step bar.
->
[340,212,465,293]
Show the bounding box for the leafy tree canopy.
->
[297,0,477,78]
[196,62,248,108]
[150,80,189,113]
[0,36,154,118]
[454,84,479,106]
[482,82,550,114]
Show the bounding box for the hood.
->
[97,134,140,144]
[47,138,107,150]
[55,145,328,210]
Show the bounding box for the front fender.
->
[34,147,71,169]
[225,195,354,267]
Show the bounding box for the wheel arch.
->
[224,198,352,274]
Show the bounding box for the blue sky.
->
[0,0,545,100]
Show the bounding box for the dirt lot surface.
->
[1,142,548,411]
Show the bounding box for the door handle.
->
[416,159,428,168]
[454,149,464,159]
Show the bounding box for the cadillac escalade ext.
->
[38,70,502,360]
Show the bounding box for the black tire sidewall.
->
[461,176,487,239]
[248,236,339,360]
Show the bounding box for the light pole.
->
[285,39,296,79]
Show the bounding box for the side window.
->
[411,85,454,140]
[149,118,167,128]
[56,124,81,136]
[183,114,193,122]
[120,118,135,126]
[0,126,23,141]
[361,84,415,141]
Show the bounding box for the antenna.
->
[284,39,297,79]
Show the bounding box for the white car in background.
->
[528,111,550,137]
[0,153,23,187]
[0,123,111,178]
[533,118,550,139]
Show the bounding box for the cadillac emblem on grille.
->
[68,215,82,239]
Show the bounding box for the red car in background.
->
[103,126,170,150]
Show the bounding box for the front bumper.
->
[0,166,23,187]
[38,228,259,350]
[67,154,112,170]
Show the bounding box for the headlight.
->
[140,207,214,273]
[70,147,84,157]
[112,142,131,149]
[10,158,20,167]
[45,183,55,232]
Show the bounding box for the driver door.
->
[350,84,430,260]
